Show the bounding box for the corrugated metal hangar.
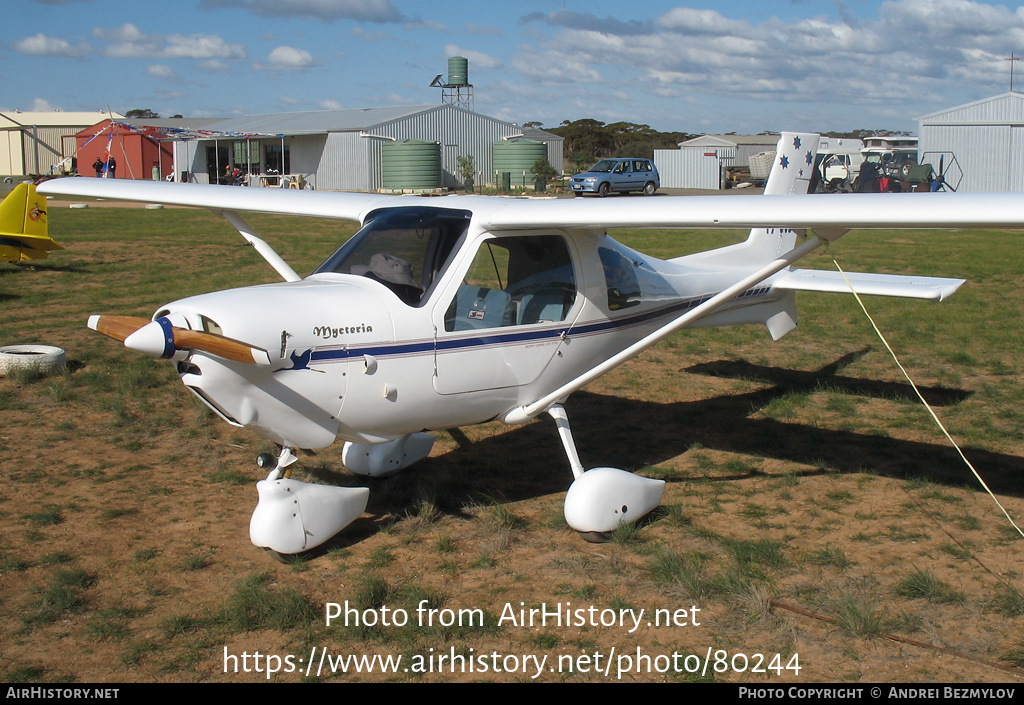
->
[918,92,1024,192]
[0,110,122,179]
[176,104,563,191]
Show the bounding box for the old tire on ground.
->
[0,345,67,376]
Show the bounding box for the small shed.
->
[655,136,739,189]
[680,135,779,168]
[75,120,175,180]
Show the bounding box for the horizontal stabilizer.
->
[774,269,964,301]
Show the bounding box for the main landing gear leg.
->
[249,444,369,560]
[547,404,666,541]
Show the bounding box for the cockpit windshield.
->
[314,207,471,306]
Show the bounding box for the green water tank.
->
[381,140,441,190]
[448,56,469,86]
[493,138,548,188]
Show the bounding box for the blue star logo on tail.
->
[780,155,790,169]
[793,136,801,149]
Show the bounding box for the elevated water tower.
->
[430,56,474,111]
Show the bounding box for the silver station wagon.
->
[569,158,660,197]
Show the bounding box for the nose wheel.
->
[256,446,298,480]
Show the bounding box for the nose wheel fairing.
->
[546,404,665,535]
[250,478,370,555]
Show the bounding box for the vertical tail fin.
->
[0,184,63,262]
[743,132,821,260]
[674,133,822,340]
[764,132,820,195]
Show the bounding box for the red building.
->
[75,120,174,180]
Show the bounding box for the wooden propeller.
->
[88,315,272,366]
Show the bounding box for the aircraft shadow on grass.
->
[308,348,1022,552]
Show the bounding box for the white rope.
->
[833,259,1024,539]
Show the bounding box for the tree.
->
[457,155,476,192]
[530,157,558,192]
[549,118,697,166]
[125,108,160,119]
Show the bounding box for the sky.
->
[6,0,1024,134]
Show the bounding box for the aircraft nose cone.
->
[123,318,175,358]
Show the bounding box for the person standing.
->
[93,157,104,178]
[107,157,116,179]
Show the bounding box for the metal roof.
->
[917,92,1024,124]
[0,110,124,128]
[200,105,465,136]
[681,134,779,147]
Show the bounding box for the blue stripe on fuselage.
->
[305,286,771,365]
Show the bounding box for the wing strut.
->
[220,210,301,282]
[502,233,827,424]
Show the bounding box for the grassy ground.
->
[0,200,1023,683]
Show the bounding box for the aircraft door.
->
[433,234,580,395]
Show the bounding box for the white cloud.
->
[30,98,60,112]
[444,45,501,69]
[89,24,246,60]
[147,64,180,82]
[319,99,345,110]
[197,59,234,74]
[14,33,92,57]
[255,46,318,71]
[163,34,247,60]
[510,0,1024,110]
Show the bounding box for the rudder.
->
[0,184,63,262]
[742,132,821,261]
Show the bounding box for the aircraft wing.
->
[32,177,1024,232]
[36,178,1024,233]
[478,192,1024,232]
[35,178,398,224]
[774,269,965,301]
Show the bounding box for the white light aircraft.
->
[36,133,1024,559]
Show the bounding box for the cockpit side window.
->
[444,235,577,332]
[314,207,470,306]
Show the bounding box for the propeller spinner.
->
[88,315,272,365]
